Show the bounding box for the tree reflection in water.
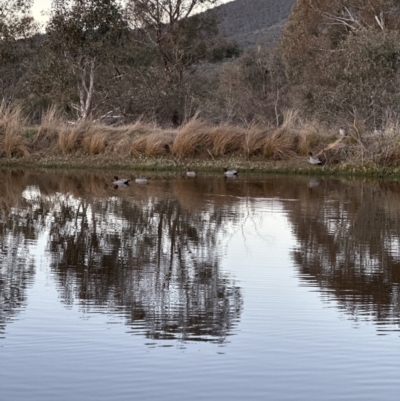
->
[4,169,400,337]
[0,170,41,337]
[289,178,400,331]
[48,194,243,342]
[0,169,243,343]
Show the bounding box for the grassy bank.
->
[2,104,400,177]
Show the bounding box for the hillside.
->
[215,0,296,48]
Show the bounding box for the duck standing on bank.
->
[308,152,323,165]
[223,168,238,177]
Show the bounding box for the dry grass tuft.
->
[280,109,300,131]
[130,135,148,155]
[127,121,175,156]
[126,120,159,137]
[81,124,112,155]
[39,105,63,134]
[365,121,400,167]
[32,105,65,151]
[0,102,29,157]
[259,112,329,160]
[172,118,213,157]
[58,120,93,154]
[82,130,107,155]
[58,128,80,154]
[261,110,306,159]
[96,125,136,156]
[209,124,245,156]
[262,127,297,159]
[145,130,175,156]
[296,122,323,155]
[243,124,270,157]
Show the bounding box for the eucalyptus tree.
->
[0,0,36,99]
[126,0,221,121]
[280,0,400,126]
[45,0,129,120]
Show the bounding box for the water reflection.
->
[290,178,400,332]
[48,194,243,342]
[0,170,39,337]
[3,169,400,338]
[0,169,244,342]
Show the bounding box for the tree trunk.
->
[78,57,95,120]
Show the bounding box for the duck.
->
[135,176,148,184]
[308,152,323,165]
[186,170,197,178]
[223,168,238,177]
[113,176,130,185]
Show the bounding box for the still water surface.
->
[1,169,400,400]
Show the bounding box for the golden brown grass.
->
[364,120,400,167]
[0,103,29,158]
[5,102,400,170]
[128,121,176,156]
[260,110,299,159]
[32,105,64,152]
[144,130,175,156]
[58,120,112,155]
[262,127,297,159]
[58,127,80,154]
[210,124,246,156]
[172,118,213,157]
[296,121,324,155]
[243,124,268,157]
[82,129,107,155]
[81,123,113,155]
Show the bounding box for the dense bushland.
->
[1,0,400,170]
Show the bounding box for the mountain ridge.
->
[215,0,296,48]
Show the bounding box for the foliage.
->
[280,0,400,127]
[45,0,129,119]
[126,0,223,121]
[0,0,37,100]
[211,45,288,124]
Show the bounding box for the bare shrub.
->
[281,1,400,127]
[213,45,288,124]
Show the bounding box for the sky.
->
[32,0,51,24]
[32,0,232,25]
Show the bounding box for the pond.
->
[1,168,400,401]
